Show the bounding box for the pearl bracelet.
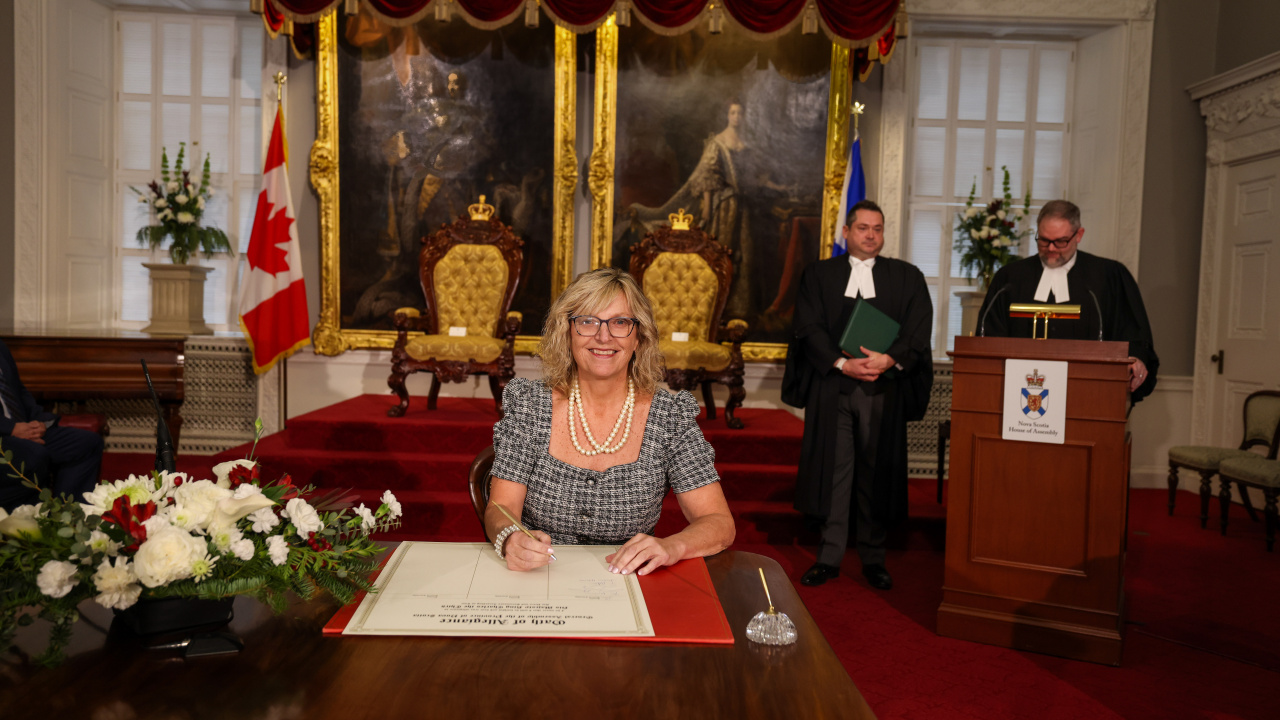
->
[493,524,519,559]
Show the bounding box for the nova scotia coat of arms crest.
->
[1021,369,1048,418]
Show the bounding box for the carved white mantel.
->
[878,0,1156,275]
[1186,51,1280,445]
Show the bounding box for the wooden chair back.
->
[629,224,733,343]
[418,215,523,338]
[468,444,495,541]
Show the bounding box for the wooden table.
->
[0,552,873,720]
[0,329,186,445]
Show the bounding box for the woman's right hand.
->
[504,529,556,572]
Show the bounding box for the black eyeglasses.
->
[569,315,638,338]
[1035,231,1078,249]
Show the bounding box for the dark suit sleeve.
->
[794,263,842,374]
[0,341,55,434]
[885,265,934,375]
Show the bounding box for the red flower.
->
[228,463,261,489]
[101,496,157,551]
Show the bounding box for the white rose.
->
[197,196,206,210]
[996,209,1007,220]
[355,504,376,531]
[154,198,168,209]
[0,504,40,538]
[213,459,256,487]
[964,207,979,218]
[267,535,290,566]
[87,530,121,557]
[171,480,233,532]
[969,229,980,241]
[37,560,79,598]
[176,211,195,224]
[248,507,280,534]
[380,491,403,520]
[92,557,142,611]
[174,194,189,205]
[133,525,207,588]
[166,181,180,193]
[229,538,255,561]
[282,498,323,537]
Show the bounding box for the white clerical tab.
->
[844,256,876,299]
[1001,359,1068,444]
[448,326,467,337]
[671,332,690,342]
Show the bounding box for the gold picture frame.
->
[588,17,852,363]
[310,12,578,356]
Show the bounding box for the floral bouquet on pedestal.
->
[131,142,231,264]
[954,166,1032,290]
[0,427,402,666]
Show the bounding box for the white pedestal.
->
[957,288,987,339]
[143,263,214,336]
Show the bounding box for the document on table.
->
[342,542,655,638]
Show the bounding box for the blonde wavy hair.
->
[539,268,665,394]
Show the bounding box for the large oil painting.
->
[601,21,838,348]
[311,11,574,356]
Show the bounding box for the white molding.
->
[879,47,908,259]
[1190,69,1280,447]
[908,0,1156,22]
[1188,50,1280,102]
[1114,18,1154,277]
[13,0,45,329]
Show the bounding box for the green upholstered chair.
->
[629,213,748,429]
[1167,390,1280,528]
[1217,455,1280,551]
[387,199,523,418]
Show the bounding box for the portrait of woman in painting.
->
[610,21,831,344]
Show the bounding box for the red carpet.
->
[101,394,1276,719]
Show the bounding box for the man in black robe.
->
[976,199,1158,402]
[782,200,933,590]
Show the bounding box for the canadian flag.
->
[239,104,310,374]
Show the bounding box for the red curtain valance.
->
[258,0,902,49]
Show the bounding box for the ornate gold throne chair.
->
[629,211,748,429]
[387,196,523,417]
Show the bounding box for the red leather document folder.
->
[323,554,734,645]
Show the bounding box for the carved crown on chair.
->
[468,195,496,222]
[669,208,694,231]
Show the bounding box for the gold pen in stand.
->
[494,503,555,560]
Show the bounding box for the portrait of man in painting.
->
[610,22,832,345]
[335,9,555,335]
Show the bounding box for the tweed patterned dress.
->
[491,377,720,545]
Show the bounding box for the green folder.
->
[838,300,901,372]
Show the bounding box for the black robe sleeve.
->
[793,261,843,374]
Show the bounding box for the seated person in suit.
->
[976,199,1159,402]
[0,339,104,511]
[485,268,735,575]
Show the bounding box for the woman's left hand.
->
[605,534,682,576]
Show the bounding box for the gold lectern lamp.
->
[1008,303,1081,339]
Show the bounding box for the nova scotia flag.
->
[832,135,867,258]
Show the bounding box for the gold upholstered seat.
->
[630,213,748,428]
[387,198,523,417]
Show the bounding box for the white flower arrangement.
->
[130,142,230,264]
[0,426,402,667]
[954,166,1032,289]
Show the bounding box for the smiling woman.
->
[484,268,736,576]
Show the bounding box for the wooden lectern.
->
[938,336,1132,666]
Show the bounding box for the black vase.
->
[114,597,235,636]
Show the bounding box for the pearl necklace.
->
[568,379,635,456]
